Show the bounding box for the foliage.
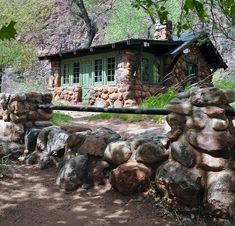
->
[104,0,149,41]
[0,0,52,69]
[88,88,176,123]
[0,21,17,40]
[213,78,235,108]
[0,155,11,179]
[132,0,235,40]
[50,112,73,126]
[0,41,37,70]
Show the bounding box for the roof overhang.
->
[38,38,182,61]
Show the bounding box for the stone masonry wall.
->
[0,92,53,143]
[89,50,163,107]
[165,45,212,87]
[48,86,82,105]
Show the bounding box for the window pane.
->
[73,62,80,83]
[153,58,160,84]
[107,57,115,82]
[95,59,103,82]
[186,63,197,84]
[63,64,70,84]
[141,58,150,83]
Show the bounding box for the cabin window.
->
[141,58,150,83]
[94,59,103,83]
[107,57,115,82]
[141,53,162,85]
[61,53,117,87]
[63,64,70,84]
[73,62,80,84]
[186,63,197,84]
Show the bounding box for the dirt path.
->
[0,116,178,226]
[0,164,178,226]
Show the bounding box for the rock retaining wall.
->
[0,92,53,142]
[89,85,162,108]
[48,86,82,104]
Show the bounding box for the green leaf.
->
[0,21,17,40]
[231,5,235,18]
[194,1,207,21]
[184,0,194,10]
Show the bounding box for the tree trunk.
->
[70,0,98,48]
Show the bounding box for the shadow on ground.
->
[0,164,177,226]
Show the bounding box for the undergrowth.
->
[213,78,235,108]
[50,112,73,126]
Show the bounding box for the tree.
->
[0,0,52,92]
[68,0,117,47]
[104,0,150,42]
[132,0,235,41]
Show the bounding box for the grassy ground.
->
[50,112,73,126]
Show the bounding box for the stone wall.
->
[0,92,53,143]
[48,86,82,105]
[89,85,162,108]
[165,45,212,87]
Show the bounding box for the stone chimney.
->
[154,20,173,40]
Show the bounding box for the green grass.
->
[88,88,177,123]
[213,79,235,108]
[50,112,73,126]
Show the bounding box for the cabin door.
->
[81,61,92,100]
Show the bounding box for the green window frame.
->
[107,57,115,82]
[186,62,197,84]
[94,59,103,83]
[73,62,80,84]
[62,64,70,85]
[141,57,151,84]
[141,53,162,85]
[60,52,118,87]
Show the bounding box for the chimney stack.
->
[154,20,173,40]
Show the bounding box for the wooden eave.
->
[38,38,183,61]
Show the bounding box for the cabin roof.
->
[38,32,227,70]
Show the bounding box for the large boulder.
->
[171,138,196,168]
[92,127,121,144]
[56,155,89,191]
[0,140,24,159]
[110,162,152,194]
[47,129,69,157]
[104,141,132,165]
[134,141,168,164]
[24,128,41,153]
[155,161,204,207]
[77,135,107,157]
[204,170,235,219]
[36,126,61,152]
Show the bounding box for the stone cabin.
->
[39,32,227,107]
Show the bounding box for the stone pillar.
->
[49,60,61,89]
[155,87,235,219]
[0,92,53,143]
